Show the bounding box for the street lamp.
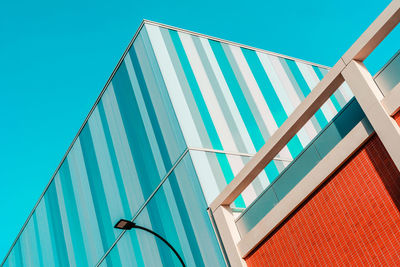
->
[114,219,186,267]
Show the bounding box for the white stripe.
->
[145,24,202,148]
[199,38,256,154]
[189,150,225,204]
[179,32,258,204]
[145,25,224,204]
[258,53,311,147]
[68,140,103,265]
[297,62,337,121]
[102,85,163,264]
[229,45,293,162]
[88,108,138,267]
[102,86,145,214]
[339,82,354,102]
[267,55,319,141]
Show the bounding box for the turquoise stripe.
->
[159,28,213,149]
[285,59,328,129]
[97,102,132,218]
[131,43,203,264]
[221,44,272,150]
[14,240,23,267]
[32,214,44,267]
[313,66,341,112]
[168,30,247,207]
[140,28,187,155]
[210,41,281,184]
[79,125,121,267]
[112,62,176,266]
[242,49,303,158]
[168,31,223,151]
[192,37,248,153]
[44,183,69,267]
[311,65,325,80]
[98,100,145,267]
[58,161,89,266]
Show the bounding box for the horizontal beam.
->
[209,59,346,212]
[237,120,373,258]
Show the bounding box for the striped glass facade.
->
[2,21,353,267]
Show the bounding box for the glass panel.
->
[374,50,400,95]
[235,98,372,235]
[188,149,288,210]
[100,153,226,267]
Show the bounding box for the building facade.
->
[2,1,400,266]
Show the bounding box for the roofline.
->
[143,19,331,70]
[1,19,330,265]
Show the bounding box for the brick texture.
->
[394,110,400,126]
[245,134,400,266]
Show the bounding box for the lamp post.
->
[114,219,186,267]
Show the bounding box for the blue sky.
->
[0,0,397,259]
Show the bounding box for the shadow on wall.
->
[365,135,400,211]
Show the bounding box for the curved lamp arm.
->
[114,219,185,267]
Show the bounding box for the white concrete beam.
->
[342,60,400,171]
[342,0,400,64]
[209,59,346,212]
[213,206,246,267]
[237,120,373,258]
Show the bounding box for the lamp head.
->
[114,219,136,230]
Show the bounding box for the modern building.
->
[2,1,400,266]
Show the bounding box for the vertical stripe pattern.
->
[3,22,353,267]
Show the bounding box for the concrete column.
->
[342,60,400,171]
[213,206,246,267]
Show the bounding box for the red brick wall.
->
[245,134,400,266]
[393,110,400,126]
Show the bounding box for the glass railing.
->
[234,98,374,236]
[374,50,400,95]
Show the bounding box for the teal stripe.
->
[313,66,341,112]
[159,28,213,149]
[140,28,187,151]
[131,42,203,264]
[168,30,247,207]
[44,183,69,267]
[192,37,248,153]
[286,59,328,129]
[14,240,23,267]
[209,42,281,187]
[311,65,325,80]
[112,62,176,266]
[241,49,303,158]
[98,102,132,218]
[79,125,121,267]
[96,102,148,259]
[58,161,89,266]
[159,28,230,193]
[222,44,272,149]
[32,213,44,267]
[98,100,145,267]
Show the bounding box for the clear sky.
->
[0,0,398,260]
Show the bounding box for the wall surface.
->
[2,21,352,267]
[143,23,353,207]
[245,134,400,266]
